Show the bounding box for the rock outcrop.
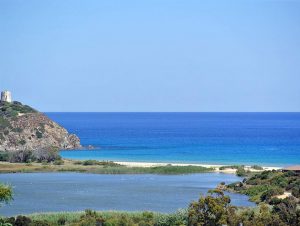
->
[0,101,81,151]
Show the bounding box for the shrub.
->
[188,190,233,226]
[269,197,282,205]
[29,220,51,226]
[291,186,300,198]
[14,216,32,226]
[12,128,23,133]
[260,187,284,202]
[0,117,11,130]
[0,151,9,161]
[236,167,247,177]
[8,150,34,163]
[57,216,66,225]
[34,147,60,162]
[35,131,43,139]
[53,159,64,165]
[18,140,26,145]
[82,160,99,166]
[251,165,263,170]
[0,184,13,205]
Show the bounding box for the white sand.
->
[115,161,281,173]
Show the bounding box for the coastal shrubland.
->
[0,147,61,163]
[226,170,300,204]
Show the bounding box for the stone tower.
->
[1,91,12,103]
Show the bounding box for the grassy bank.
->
[24,209,188,226]
[0,159,214,175]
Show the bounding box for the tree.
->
[188,189,235,226]
[0,183,12,205]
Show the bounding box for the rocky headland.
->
[0,101,81,152]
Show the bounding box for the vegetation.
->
[251,165,264,170]
[0,147,61,164]
[226,170,300,204]
[219,165,243,170]
[188,189,233,225]
[1,189,299,225]
[0,101,36,118]
[0,183,12,206]
[0,159,214,175]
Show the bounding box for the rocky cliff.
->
[0,101,81,151]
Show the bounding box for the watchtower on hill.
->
[1,91,12,103]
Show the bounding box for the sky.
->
[0,0,300,112]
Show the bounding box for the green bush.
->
[236,167,247,177]
[0,117,11,130]
[0,151,9,161]
[260,187,284,202]
[18,140,26,145]
[35,131,43,139]
[251,165,263,170]
[53,159,64,165]
[0,184,13,205]
[291,186,300,198]
[82,160,100,166]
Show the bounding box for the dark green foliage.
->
[77,160,121,167]
[0,183,13,205]
[188,189,233,226]
[251,165,263,170]
[0,133,4,141]
[260,187,284,202]
[14,216,32,226]
[11,128,23,133]
[236,167,247,177]
[0,117,11,130]
[0,151,9,161]
[29,220,51,226]
[18,140,26,145]
[57,216,66,225]
[0,101,36,118]
[291,186,300,198]
[273,197,300,226]
[35,131,43,139]
[226,170,300,204]
[269,197,283,205]
[53,159,64,165]
[219,165,243,170]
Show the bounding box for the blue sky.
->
[0,0,300,112]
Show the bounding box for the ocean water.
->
[46,113,300,167]
[0,173,254,216]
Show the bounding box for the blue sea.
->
[46,113,300,167]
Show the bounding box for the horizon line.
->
[44,111,300,113]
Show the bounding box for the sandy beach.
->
[115,161,282,173]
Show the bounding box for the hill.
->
[0,101,81,152]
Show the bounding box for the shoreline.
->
[114,161,282,173]
[0,159,282,175]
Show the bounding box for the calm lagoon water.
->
[46,113,300,166]
[0,173,254,216]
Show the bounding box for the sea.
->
[45,112,300,167]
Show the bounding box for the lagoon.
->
[0,173,254,216]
